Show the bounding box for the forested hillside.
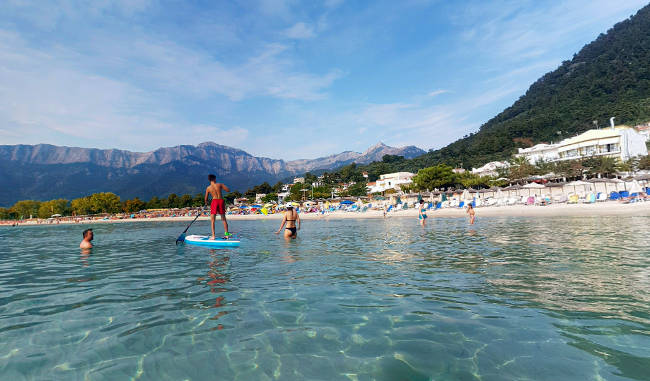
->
[393,3,650,171]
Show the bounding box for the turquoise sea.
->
[1,216,649,380]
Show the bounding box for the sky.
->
[0,0,647,160]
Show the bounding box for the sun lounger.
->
[586,193,596,203]
[610,192,620,200]
[458,201,464,208]
[596,192,607,202]
[568,194,579,204]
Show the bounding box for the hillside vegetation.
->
[363,4,650,173]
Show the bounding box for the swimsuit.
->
[419,208,427,219]
[210,198,225,215]
[285,215,297,235]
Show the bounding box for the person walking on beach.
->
[205,174,231,240]
[467,203,475,225]
[79,228,93,249]
[418,199,428,226]
[275,204,300,239]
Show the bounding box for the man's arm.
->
[297,213,301,230]
[204,188,210,205]
[221,183,230,193]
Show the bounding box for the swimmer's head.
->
[82,228,93,240]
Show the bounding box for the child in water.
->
[467,204,475,225]
[418,199,427,226]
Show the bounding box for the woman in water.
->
[467,203,475,225]
[418,199,427,226]
[275,204,301,239]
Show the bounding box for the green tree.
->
[179,194,193,208]
[89,192,121,214]
[584,156,619,177]
[37,199,70,218]
[508,157,536,180]
[71,196,93,215]
[147,196,162,209]
[288,183,309,201]
[346,182,368,197]
[11,200,41,219]
[224,191,242,205]
[123,197,146,213]
[261,193,278,203]
[166,193,180,208]
[192,193,204,206]
[413,165,456,190]
[0,208,12,220]
[638,155,650,170]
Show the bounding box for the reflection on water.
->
[0,217,649,380]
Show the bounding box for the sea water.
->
[1,216,649,380]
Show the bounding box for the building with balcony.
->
[516,126,647,164]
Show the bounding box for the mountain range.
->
[0,142,424,206]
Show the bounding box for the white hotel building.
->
[516,126,648,165]
[368,172,415,193]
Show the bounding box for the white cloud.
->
[427,89,449,97]
[284,22,316,39]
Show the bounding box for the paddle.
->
[176,207,205,245]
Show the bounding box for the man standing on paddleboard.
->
[205,174,231,240]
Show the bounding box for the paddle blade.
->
[175,233,186,245]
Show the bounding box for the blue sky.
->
[0,0,647,160]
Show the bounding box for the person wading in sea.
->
[275,204,300,239]
[467,203,476,225]
[205,174,231,240]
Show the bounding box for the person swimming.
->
[418,199,427,226]
[79,228,93,249]
[275,204,300,239]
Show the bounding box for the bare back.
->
[205,182,229,201]
[284,210,298,228]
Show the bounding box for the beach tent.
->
[629,180,643,195]
[565,180,592,195]
[340,200,354,205]
[522,182,546,197]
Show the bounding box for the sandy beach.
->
[4,201,648,227]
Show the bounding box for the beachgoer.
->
[80,228,93,249]
[275,204,300,239]
[205,174,231,240]
[418,199,427,226]
[467,204,475,225]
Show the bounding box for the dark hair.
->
[208,174,216,182]
[83,228,93,238]
[419,199,424,204]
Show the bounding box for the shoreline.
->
[3,202,649,227]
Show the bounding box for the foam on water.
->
[1,216,649,380]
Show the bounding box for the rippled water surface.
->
[1,216,650,380]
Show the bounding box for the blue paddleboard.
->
[185,235,240,248]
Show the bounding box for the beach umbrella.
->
[340,200,354,205]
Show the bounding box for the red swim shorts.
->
[210,199,225,215]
